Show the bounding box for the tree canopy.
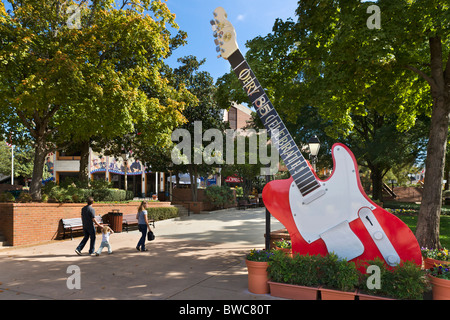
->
[0,0,190,199]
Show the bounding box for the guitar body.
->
[263,143,422,266]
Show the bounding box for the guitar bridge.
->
[301,188,326,205]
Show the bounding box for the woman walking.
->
[136,201,152,252]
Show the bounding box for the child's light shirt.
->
[102,232,111,242]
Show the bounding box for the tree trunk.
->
[369,165,384,201]
[78,140,90,185]
[175,170,180,187]
[189,165,198,202]
[416,94,448,249]
[415,36,450,249]
[29,137,47,201]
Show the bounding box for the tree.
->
[221,130,271,198]
[0,0,188,199]
[343,111,428,200]
[166,56,227,202]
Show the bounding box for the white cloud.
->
[236,14,245,21]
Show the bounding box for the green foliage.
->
[273,239,291,249]
[17,191,32,203]
[235,186,243,198]
[428,265,450,280]
[421,247,449,262]
[204,185,234,208]
[0,192,16,202]
[246,249,274,262]
[41,179,133,203]
[268,250,321,287]
[91,188,133,202]
[146,206,179,221]
[268,252,359,291]
[317,253,360,292]
[269,252,429,299]
[360,259,430,300]
[0,0,190,199]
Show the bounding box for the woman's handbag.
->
[147,230,155,241]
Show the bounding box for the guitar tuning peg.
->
[216,46,221,53]
[214,39,219,45]
[210,19,216,26]
[213,31,218,38]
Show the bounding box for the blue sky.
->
[2,0,299,81]
[165,0,299,81]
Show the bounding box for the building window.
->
[228,107,237,129]
[57,149,81,160]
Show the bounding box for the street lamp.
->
[308,135,320,172]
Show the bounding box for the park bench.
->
[238,199,252,210]
[238,199,260,210]
[122,213,155,232]
[62,216,108,240]
[249,199,258,208]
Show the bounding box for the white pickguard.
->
[289,145,374,261]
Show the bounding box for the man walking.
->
[75,197,103,255]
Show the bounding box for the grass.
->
[383,201,450,249]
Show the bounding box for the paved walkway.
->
[0,208,284,300]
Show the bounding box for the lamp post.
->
[308,135,321,172]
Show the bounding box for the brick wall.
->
[0,201,172,246]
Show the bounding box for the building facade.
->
[46,149,165,198]
[223,102,253,130]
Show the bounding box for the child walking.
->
[95,225,114,256]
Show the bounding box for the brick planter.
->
[0,201,172,246]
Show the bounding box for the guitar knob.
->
[387,255,399,266]
[373,231,383,240]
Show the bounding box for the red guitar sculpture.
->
[211,7,421,266]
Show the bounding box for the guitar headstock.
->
[211,7,238,59]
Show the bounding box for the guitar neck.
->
[227,49,321,196]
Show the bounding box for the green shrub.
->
[147,206,179,221]
[91,188,133,202]
[269,252,359,291]
[90,179,113,190]
[17,191,32,203]
[0,192,16,202]
[317,253,360,292]
[359,259,430,300]
[268,250,321,287]
[205,185,234,208]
